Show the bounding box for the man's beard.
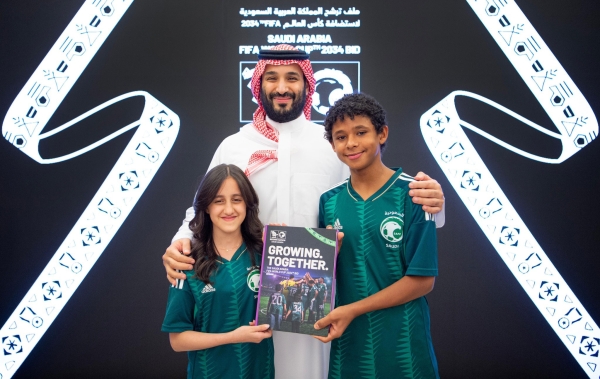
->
[260,87,307,123]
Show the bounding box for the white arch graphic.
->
[0,1,179,377]
[420,1,598,376]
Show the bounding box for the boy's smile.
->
[345,151,364,160]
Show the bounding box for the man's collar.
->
[266,113,308,132]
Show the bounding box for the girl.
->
[162,164,274,378]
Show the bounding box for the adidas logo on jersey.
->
[202,284,216,293]
[333,218,343,230]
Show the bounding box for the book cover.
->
[256,225,338,337]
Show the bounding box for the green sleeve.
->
[318,194,326,228]
[161,278,196,333]
[403,195,438,277]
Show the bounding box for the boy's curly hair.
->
[323,93,388,152]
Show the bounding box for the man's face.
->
[260,63,307,123]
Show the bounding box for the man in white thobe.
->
[163,44,445,379]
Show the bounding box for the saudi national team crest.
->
[380,216,403,243]
[247,268,260,292]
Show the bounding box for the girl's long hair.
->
[189,164,262,284]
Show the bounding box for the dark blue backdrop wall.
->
[1,1,599,378]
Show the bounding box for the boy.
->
[267,284,287,331]
[314,93,439,378]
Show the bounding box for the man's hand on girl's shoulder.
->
[163,238,195,286]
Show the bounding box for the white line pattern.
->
[0,1,179,377]
[420,1,598,376]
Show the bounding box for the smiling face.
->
[330,115,388,173]
[206,177,247,236]
[260,63,307,122]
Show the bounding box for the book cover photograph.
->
[256,226,338,337]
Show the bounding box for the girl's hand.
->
[230,324,272,344]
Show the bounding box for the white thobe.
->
[173,114,348,379]
[171,114,446,379]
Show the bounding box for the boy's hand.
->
[313,305,355,343]
[408,172,444,214]
[162,238,195,286]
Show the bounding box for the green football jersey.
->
[288,285,298,298]
[300,283,310,298]
[315,282,327,300]
[162,244,274,379]
[319,168,439,379]
[291,301,304,322]
[268,291,286,315]
[308,286,317,300]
